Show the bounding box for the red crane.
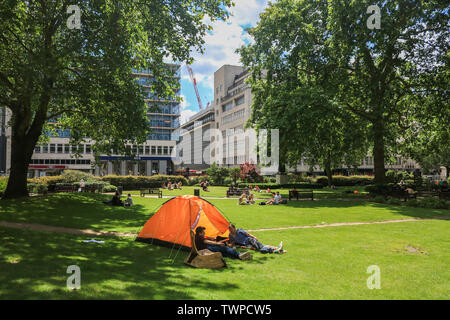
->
[186,64,203,111]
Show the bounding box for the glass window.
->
[157,146,162,155]
[64,145,70,153]
[50,144,55,153]
[57,144,63,153]
[43,145,48,153]
[151,146,156,155]
[145,146,150,155]
[163,146,168,155]
[34,146,41,153]
[85,144,91,153]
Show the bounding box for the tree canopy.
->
[0,0,233,198]
[239,0,449,184]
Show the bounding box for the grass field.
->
[1,192,449,299]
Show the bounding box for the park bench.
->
[289,190,314,201]
[55,185,76,193]
[438,190,450,200]
[140,188,162,198]
[226,188,249,197]
[389,189,417,201]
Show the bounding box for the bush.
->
[365,183,397,196]
[386,197,402,206]
[187,175,209,186]
[101,175,188,190]
[237,182,323,189]
[60,170,100,183]
[372,195,386,203]
[0,177,7,197]
[315,175,374,187]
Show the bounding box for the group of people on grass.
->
[194,223,285,261]
[162,181,183,190]
[239,190,284,205]
[103,191,133,207]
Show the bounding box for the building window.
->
[157,146,162,155]
[235,95,245,106]
[139,145,144,155]
[145,146,150,155]
[64,145,70,154]
[222,102,232,112]
[50,144,55,153]
[57,144,63,153]
[163,146,168,155]
[169,146,173,155]
[34,146,41,153]
[85,144,91,154]
[151,146,156,155]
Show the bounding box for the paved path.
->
[1,216,448,238]
[247,216,450,232]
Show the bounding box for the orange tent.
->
[135,195,230,251]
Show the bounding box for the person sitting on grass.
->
[228,224,284,254]
[254,185,261,192]
[247,193,255,205]
[177,181,183,190]
[168,182,173,190]
[274,192,282,205]
[201,181,209,192]
[266,187,271,193]
[161,183,167,189]
[124,194,133,207]
[195,226,252,260]
[103,191,123,206]
[265,192,276,205]
[238,193,249,205]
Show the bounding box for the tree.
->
[0,0,233,199]
[206,162,229,185]
[239,0,449,184]
[229,167,240,186]
[240,161,263,183]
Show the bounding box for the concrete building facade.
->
[0,64,181,177]
[177,106,215,171]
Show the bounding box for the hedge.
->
[101,175,188,190]
[238,182,323,189]
[315,175,374,186]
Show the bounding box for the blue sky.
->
[179,0,269,124]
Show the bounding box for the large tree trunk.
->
[3,103,48,199]
[324,152,333,187]
[373,119,386,184]
[3,133,34,199]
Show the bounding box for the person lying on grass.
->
[228,224,285,254]
[195,226,252,261]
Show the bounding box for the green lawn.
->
[0,193,449,299]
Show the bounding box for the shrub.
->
[372,195,386,203]
[60,170,100,183]
[386,197,402,206]
[316,175,374,187]
[206,163,229,185]
[237,182,323,189]
[187,175,209,186]
[101,175,188,190]
[0,177,7,197]
[365,183,397,196]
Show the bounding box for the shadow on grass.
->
[0,193,157,233]
[0,226,255,299]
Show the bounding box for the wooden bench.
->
[226,188,249,197]
[140,188,162,198]
[289,190,314,201]
[55,185,76,193]
[389,189,417,201]
[438,190,450,200]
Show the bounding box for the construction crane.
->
[186,64,203,111]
